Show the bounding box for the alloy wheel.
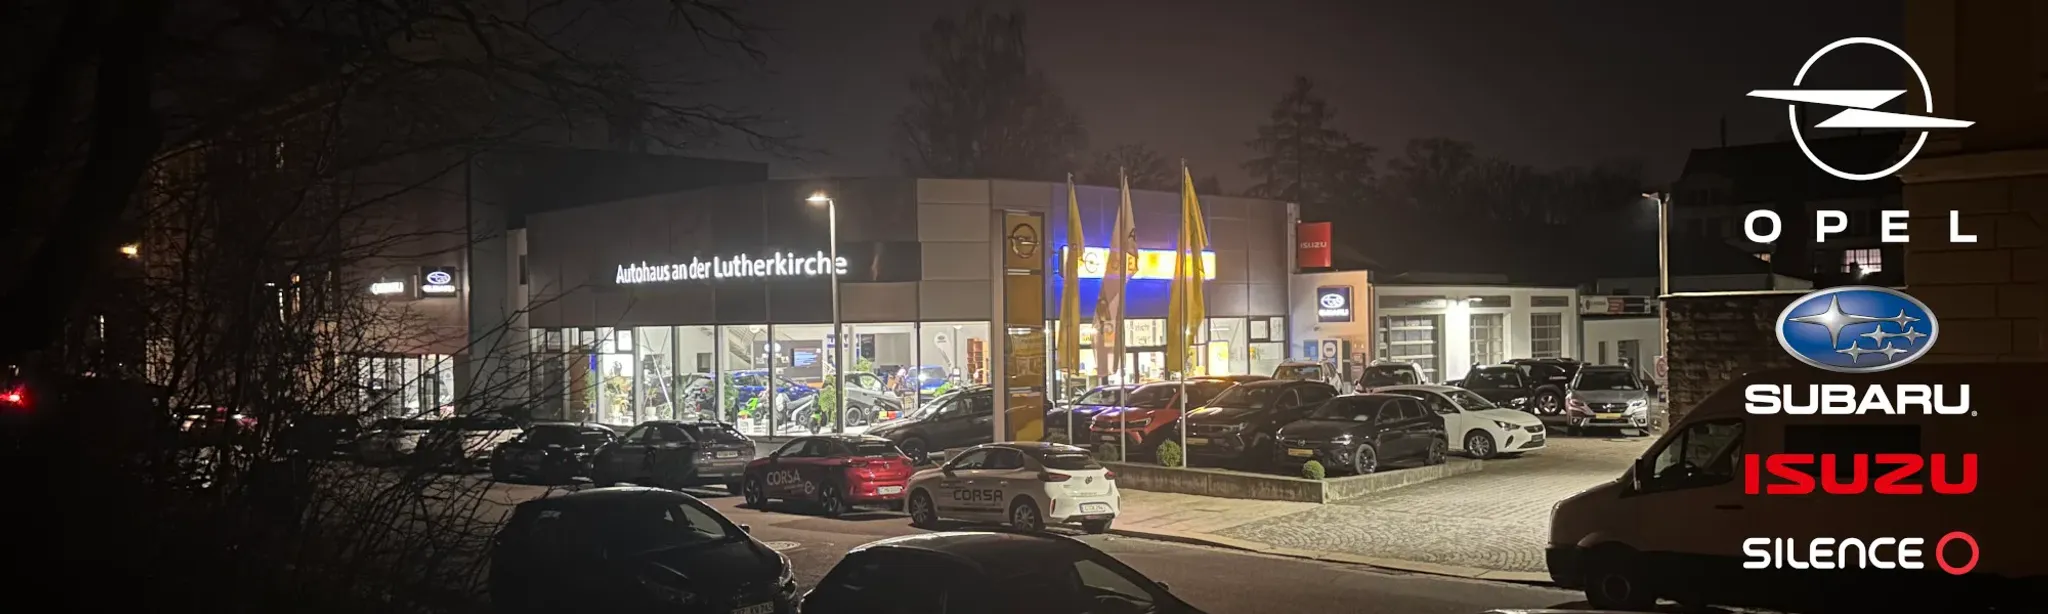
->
[1009,499,1043,531]
[1536,392,1561,415]
[1466,432,1495,459]
[1428,438,1448,465]
[908,492,938,527]
[820,485,847,518]
[1352,444,1379,475]
[743,478,766,508]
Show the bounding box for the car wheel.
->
[1583,546,1658,611]
[898,437,929,464]
[819,482,849,518]
[1082,519,1113,535]
[724,479,745,496]
[1426,437,1448,465]
[1465,431,1498,459]
[490,465,512,482]
[908,490,940,528]
[1351,443,1380,475]
[1534,388,1563,416]
[742,477,768,508]
[1008,497,1045,532]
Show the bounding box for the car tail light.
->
[2,389,23,406]
[1104,470,1116,481]
[1040,472,1071,482]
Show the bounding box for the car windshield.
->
[1443,389,1500,411]
[677,424,748,443]
[1466,369,1520,388]
[851,441,902,457]
[1031,449,1103,470]
[1124,386,1179,409]
[1360,366,1417,386]
[901,391,959,421]
[589,501,739,554]
[1274,364,1324,380]
[1073,387,1129,406]
[1309,399,1378,421]
[526,426,611,447]
[1207,385,1277,409]
[1577,370,1642,391]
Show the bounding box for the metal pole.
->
[829,198,844,434]
[1655,193,1671,426]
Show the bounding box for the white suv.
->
[904,442,1119,534]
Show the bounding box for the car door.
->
[1280,385,1335,433]
[608,424,656,480]
[645,424,697,484]
[935,449,997,517]
[932,392,994,448]
[980,448,1030,510]
[1418,392,1470,446]
[1372,400,1411,458]
[762,438,816,499]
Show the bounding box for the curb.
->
[1107,526,1556,586]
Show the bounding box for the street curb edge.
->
[1106,527,1557,587]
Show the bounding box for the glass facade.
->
[353,354,455,418]
[1053,316,1284,388]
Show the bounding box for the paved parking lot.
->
[1214,434,1654,573]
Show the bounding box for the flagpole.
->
[1117,167,1128,463]
[1177,159,1189,464]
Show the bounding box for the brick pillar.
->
[1902,174,2048,363]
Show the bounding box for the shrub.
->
[1095,443,1124,463]
[1301,460,1327,480]
[1155,441,1184,468]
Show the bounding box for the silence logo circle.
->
[1775,286,1938,374]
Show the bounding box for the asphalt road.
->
[480,477,1605,614]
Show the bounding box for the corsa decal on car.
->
[764,469,816,495]
[952,489,1003,503]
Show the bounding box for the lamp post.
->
[808,192,844,433]
[1642,192,1671,427]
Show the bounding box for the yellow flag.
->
[1060,175,1085,377]
[1165,164,1210,376]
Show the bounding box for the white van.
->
[1546,363,2044,612]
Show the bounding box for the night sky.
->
[707,0,1905,188]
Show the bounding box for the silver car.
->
[1561,365,1651,436]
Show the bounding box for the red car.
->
[741,435,915,517]
[1090,377,1257,453]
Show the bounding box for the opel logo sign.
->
[1008,223,1040,259]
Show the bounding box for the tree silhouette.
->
[1241,76,1375,218]
[1081,144,1175,191]
[893,8,1088,180]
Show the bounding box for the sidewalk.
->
[1107,436,1653,584]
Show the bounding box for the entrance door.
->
[1128,350,1164,382]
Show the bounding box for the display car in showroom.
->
[741,435,916,517]
[1561,365,1651,436]
[489,422,618,483]
[589,420,757,491]
[1371,384,1546,459]
[862,386,999,463]
[904,442,1119,534]
[801,531,1203,613]
[1272,393,1449,475]
[782,372,907,429]
[1180,379,1338,468]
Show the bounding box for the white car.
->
[904,442,1119,534]
[1375,384,1547,459]
[356,417,438,464]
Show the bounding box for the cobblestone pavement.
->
[1215,434,1654,573]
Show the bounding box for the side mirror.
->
[940,467,954,477]
[1157,581,1171,591]
[740,524,752,533]
[1630,458,1648,491]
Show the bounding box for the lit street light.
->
[808,192,843,433]
[1641,191,1671,427]
[119,243,140,258]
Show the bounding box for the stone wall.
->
[1662,292,1804,424]
[1902,175,2048,363]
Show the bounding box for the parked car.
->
[783,373,907,429]
[1088,379,1238,454]
[418,413,523,469]
[1043,384,1137,444]
[1504,358,1584,419]
[801,531,1203,613]
[489,422,618,483]
[1561,365,1651,436]
[1448,364,1537,410]
[279,414,366,458]
[175,404,260,447]
[1272,393,1449,475]
[355,418,439,465]
[1271,360,1334,383]
[591,420,758,491]
[863,386,998,463]
[741,435,915,517]
[1356,360,1429,390]
[904,443,1119,534]
[1373,384,1547,459]
[490,487,796,614]
[1181,379,1338,467]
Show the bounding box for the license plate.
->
[1081,502,1111,513]
[1287,448,1314,458]
[1595,413,1621,420]
[715,450,740,459]
[1184,437,1209,446]
[1099,435,1119,443]
[519,451,543,462]
[1530,434,1545,444]
[733,603,774,614]
[877,485,902,495]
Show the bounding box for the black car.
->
[1042,384,1136,444]
[1450,364,1537,410]
[490,422,619,483]
[279,414,365,458]
[1503,358,1584,419]
[862,386,1001,463]
[800,531,1205,613]
[490,487,796,614]
[590,420,757,491]
[1272,393,1449,475]
[1180,380,1338,468]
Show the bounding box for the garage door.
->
[1377,315,1442,380]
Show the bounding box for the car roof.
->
[1335,392,1423,402]
[1133,379,1234,390]
[1578,364,1632,371]
[529,421,614,430]
[1371,384,1462,394]
[801,434,894,443]
[850,531,1087,575]
[1236,378,1322,389]
[515,486,703,510]
[968,441,1093,454]
[642,419,737,427]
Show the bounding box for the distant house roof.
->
[1675,132,1904,202]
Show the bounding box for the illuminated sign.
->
[369,281,407,295]
[1060,247,1216,280]
[1316,286,1352,322]
[420,267,459,296]
[617,251,849,284]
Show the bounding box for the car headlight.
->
[777,554,796,588]
[1218,423,1247,432]
[1330,434,1353,444]
[1492,420,1519,430]
[1507,397,1530,407]
[638,574,697,605]
[1628,399,1648,409]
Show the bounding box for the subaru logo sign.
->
[1316,286,1352,322]
[1776,286,1937,373]
[424,270,452,286]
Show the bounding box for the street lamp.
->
[119,243,140,258]
[1641,192,1671,426]
[808,192,843,433]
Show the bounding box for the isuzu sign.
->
[1296,222,1333,268]
[617,251,849,284]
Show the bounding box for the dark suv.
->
[1450,364,1537,410]
[1181,379,1338,468]
[1272,393,1449,475]
[1503,358,1584,419]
